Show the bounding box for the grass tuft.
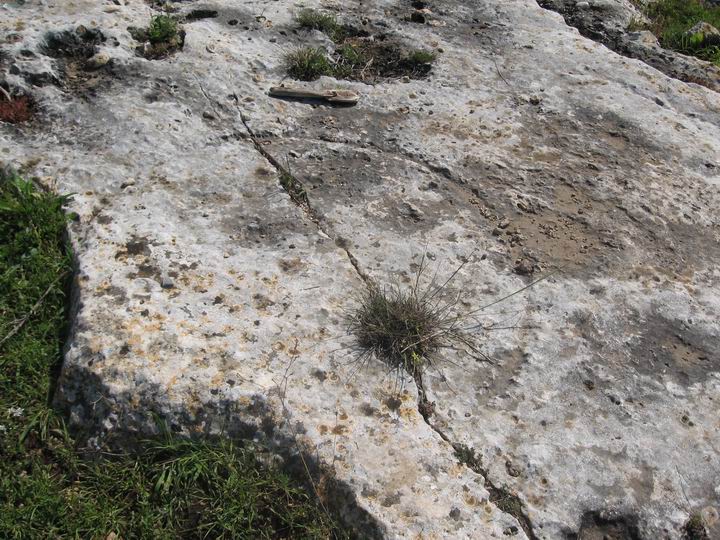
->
[639,0,720,66]
[297,9,340,36]
[347,255,472,378]
[406,49,436,66]
[0,169,339,539]
[284,47,332,81]
[684,513,709,540]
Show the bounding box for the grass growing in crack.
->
[286,42,437,82]
[279,169,308,204]
[637,0,720,66]
[284,47,333,81]
[0,169,338,539]
[148,14,179,44]
[347,254,557,380]
[346,255,474,378]
[684,513,709,540]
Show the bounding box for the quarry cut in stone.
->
[1,0,719,538]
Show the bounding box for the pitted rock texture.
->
[1,0,720,538]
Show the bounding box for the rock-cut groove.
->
[237,104,540,536]
[235,106,370,285]
[414,371,540,539]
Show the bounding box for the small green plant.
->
[333,43,366,78]
[284,47,332,81]
[407,49,436,65]
[296,9,340,36]
[279,169,307,204]
[148,14,178,44]
[626,16,649,32]
[347,255,472,378]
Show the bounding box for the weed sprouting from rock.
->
[130,15,185,59]
[148,15,178,44]
[347,255,475,378]
[347,255,557,379]
[284,47,332,81]
[290,11,437,81]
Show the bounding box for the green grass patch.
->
[290,9,437,81]
[284,47,333,81]
[638,0,720,66]
[0,170,338,539]
[286,43,436,82]
[406,49,436,66]
[297,9,341,38]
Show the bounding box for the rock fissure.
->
[237,107,370,285]
[414,370,539,540]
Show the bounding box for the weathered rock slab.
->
[1,0,719,538]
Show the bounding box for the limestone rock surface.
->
[1,0,719,538]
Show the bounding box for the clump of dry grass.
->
[347,255,474,377]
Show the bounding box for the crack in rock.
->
[414,371,539,539]
[236,104,371,286]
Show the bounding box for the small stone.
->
[202,111,216,120]
[686,21,720,39]
[505,460,521,477]
[160,275,174,289]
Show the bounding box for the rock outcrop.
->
[1,0,719,538]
